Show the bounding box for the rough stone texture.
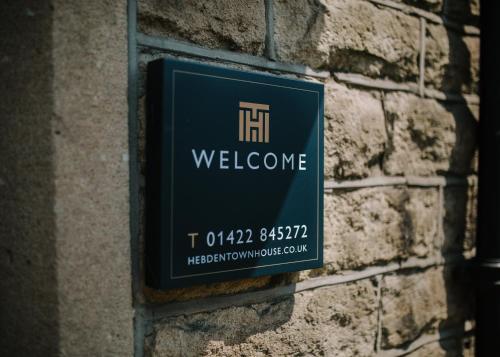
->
[274,0,420,81]
[138,0,266,55]
[147,281,377,356]
[381,266,473,348]
[324,81,386,179]
[1,0,479,355]
[0,1,58,355]
[405,336,475,357]
[1,1,133,355]
[383,92,477,176]
[52,0,133,355]
[442,180,477,255]
[425,24,480,95]
[324,187,439,271]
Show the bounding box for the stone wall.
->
[133,0,479,356]
[1,0,133,356]
[0,0,479,355]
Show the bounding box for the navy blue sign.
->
[146,58,324,289]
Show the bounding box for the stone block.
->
[147,281,377,356]
[382,92,477,176]
[442,179,477,255]
[1,1,64,355]
[381,266,473,348]
[324,81,386,179]
[425,24,480,94]
[1,1,133,355]
[324,187,439,271]
[138,0,266,55]
[52,0,133,355]
[274,0,420,81]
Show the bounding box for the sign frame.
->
[145,58,324,290]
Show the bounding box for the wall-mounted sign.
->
[146,58,324,289]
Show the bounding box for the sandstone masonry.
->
[135,0,479,356]
[0,0,479,355]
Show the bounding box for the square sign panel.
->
[146,58,324,289]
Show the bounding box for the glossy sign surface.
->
[146,58,324,289]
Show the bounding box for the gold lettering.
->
[187,233,199,248]
[238,101,270,143]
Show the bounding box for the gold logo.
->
[239,101,270,143]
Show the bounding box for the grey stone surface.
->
[425,25,480,95]
[381,266,473,348]
[52,0,133,355]
[324,81,387,179]
[274,0,420,81]
[138,0,266,55]
[147,281,377,356]
[1,0,133,355]
[324,187,439,272]
[383,92,477,176]
[0,1,58,355]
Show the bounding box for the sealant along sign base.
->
[146,59,324,290]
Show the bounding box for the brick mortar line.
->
[136,33,329,78]
[128,0,146,356]
[376,326,474,357]
[334,72,479,105]
[143,255,471,321]
[424,88,480,105]
[324,176,472,190]
[136,34,480,106]
[368,0,480,36]
[264,0,277,60]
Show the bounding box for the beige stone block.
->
[381,266,473,348]
[324,81,387,179]
[324,187,439,271]
[274,0,420,81]
[148,281,377,356]
[138,0,266,55]
[382,92,477,176]
[425,24,480,94]
[470,0,480,16]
